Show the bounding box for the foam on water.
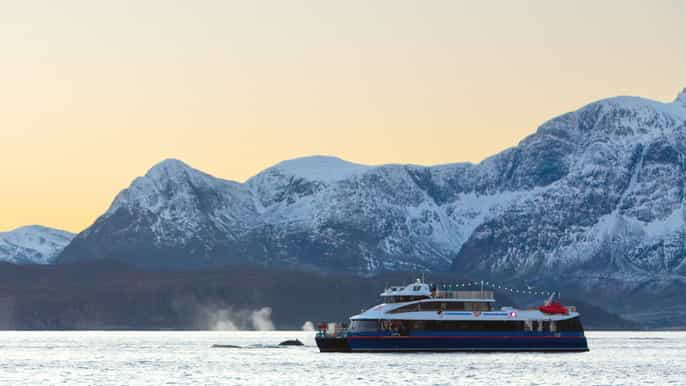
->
[0,331,684,385]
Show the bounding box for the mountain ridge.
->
[58,89,686,272]
[49,87,686,327]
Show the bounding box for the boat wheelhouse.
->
[316,279,588,352]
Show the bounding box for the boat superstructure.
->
[316,279,588,352]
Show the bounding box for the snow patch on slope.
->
[596,96,686,118]
[674,87,686,107]
[0,225,74,264]
[99,158,256,246]
[270,155,372,182]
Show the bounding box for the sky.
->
[1,0,685,232]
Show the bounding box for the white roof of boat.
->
[379,279,431,297]
[380,280,495,302]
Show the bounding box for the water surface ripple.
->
[0,331,683,385]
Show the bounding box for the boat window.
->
[350,320,379,332]
[557,317,584,332]
[463,302,492,311]
[389,301,493,313]
[419,302,440,311]
[383,295,430,303]
[394,303,419,313]
[396,320,526,332]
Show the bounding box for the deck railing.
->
[318,322,347,337]
[433,290,495,300]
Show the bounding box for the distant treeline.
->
[0,261,639,330]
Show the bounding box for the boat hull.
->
[315,336,351,352]
[318,333,588,352]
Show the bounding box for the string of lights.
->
[437,281,555,296]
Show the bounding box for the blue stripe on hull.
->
[347,334,588,352]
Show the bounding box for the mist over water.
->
[250,307,274,331]
[301,321,315,331]
[196,305,275,331]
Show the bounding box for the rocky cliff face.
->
[58,159,258,268]
[448,94,686,326]
[57,89,686,326]
[456,96,686,277]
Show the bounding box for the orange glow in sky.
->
[1,0,685,232]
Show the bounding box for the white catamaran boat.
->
[316,279,588,352]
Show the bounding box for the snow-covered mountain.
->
[57,87,686,326]
[0,226,74,264]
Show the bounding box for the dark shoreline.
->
[0,261,643,330]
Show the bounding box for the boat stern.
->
[315,335,351,352]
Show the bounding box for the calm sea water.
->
[0,331,683,385]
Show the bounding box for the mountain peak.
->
[142,158,215,184]
[270,155,372,182]
[147,158,193,175]
[0,225,74,264]
[675,87,686,106]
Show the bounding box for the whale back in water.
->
[278,339,304,346]
[211,344,242,349]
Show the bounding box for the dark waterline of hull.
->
[316,335,589,353]
[315,336,351,352]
